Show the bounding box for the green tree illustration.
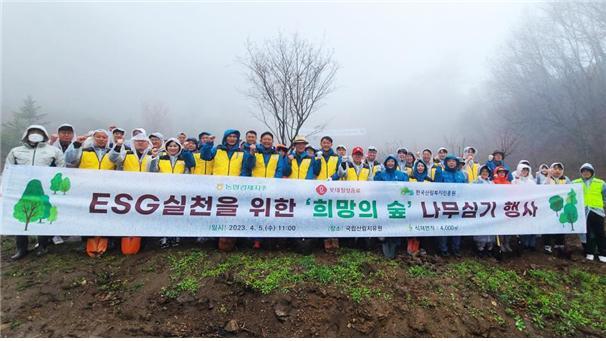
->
[48,205,58,224]
[60,177,71,195]
[559,189,579,231]
[50,173,63,194]
[13,179,52,231]
[548,195,564,217]
[400,187,414,196]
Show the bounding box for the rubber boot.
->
[11,236,29,261]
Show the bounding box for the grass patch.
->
[161,248,390,303]
[407,264,435,278]
[449,260,606,336]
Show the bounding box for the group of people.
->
[5,123,606,264]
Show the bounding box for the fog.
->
[2,1,528,152]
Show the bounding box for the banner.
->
[1,165,586,237]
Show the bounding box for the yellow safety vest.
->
[405,167,413,177]
[212,149,243,176]
[466,162,479,183]
[158,155,186,174]
[79,149,115,170]
[289,158,312,180]
[573,178,604,209]
[192,153,214,175]
[123,151,151,172]
[252,153,279,178]
[346,163,370,181]
[317,155,339,180]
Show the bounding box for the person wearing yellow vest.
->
[542,162,572,257]
[463,146,480,183]
[201,129,246,252]
[364,146,382,179]
[65,129,118,257]
[336,146,374,251]
[188,132,214,175]
[109,133,157,255]
[338,146,372,181]
[201,129,245,177]
[314,136,343,252]
[316,136,341,181]
[283,135,319,254]
[241,131,284,249]
[149,138,191,249]
[573,163,606,263]
[282,135,320,180]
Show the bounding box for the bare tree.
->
[495,129,519,158]
[462,2,606,169]
[242,33,338,145]
[141,100,172,136]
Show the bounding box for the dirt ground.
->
[1,236,605,337]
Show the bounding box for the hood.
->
[21,125,50,144]
[164,137,183,156]
[463,146,476,154]
[494,165,510,177]
[478,164,490,177]
[90,129,110,148]
[131,128,147,138]
[580,163,595,176]
[221,129,241,147]
[443,154,459,172]
[57,123,75,134]
[412,159,429,181]
[149,132,165,141]
[516,163,532,179]
[383,154,398,171]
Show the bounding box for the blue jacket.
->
[282,151,319,180]
[435,155,467,183]
[201,129,243,161]
[241,144,284,178]
[486,159,513,181]
[374,155,409,181]
[179,149,197,171]
[411,160,433,182]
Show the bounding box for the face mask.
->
[28,133,44,143]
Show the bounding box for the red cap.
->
[352,146,364,155]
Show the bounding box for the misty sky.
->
[2,1,529,151]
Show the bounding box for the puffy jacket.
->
[6,125,65,167]
[492,166,511,184]
[374,155,409,181]
[435,155,466,183]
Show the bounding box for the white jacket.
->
[5,125,65,167]
[511,164,535,185]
